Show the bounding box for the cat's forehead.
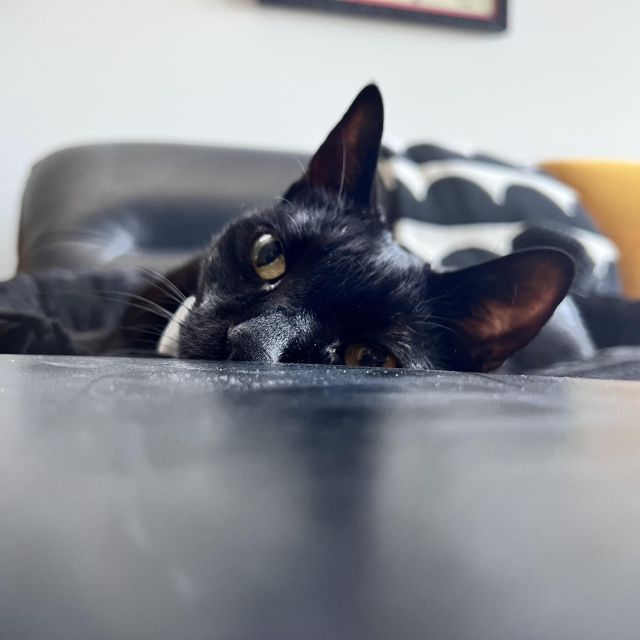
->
[204,201,427,312]
[256,203,423,302]
[249,201,388,251]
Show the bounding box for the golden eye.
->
[344,343,398,368]
[250,232,286,281]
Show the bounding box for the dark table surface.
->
[1,355,640,640]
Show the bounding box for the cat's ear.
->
[284,84,384,206]
[430,249,575,372]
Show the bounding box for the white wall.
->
[1,0,639,279]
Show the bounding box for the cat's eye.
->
[250,232,286,281]
[344,343,398,368]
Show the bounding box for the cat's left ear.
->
[429,249,575,372]
[284,84,384,206]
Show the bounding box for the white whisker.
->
[338,136,347,202]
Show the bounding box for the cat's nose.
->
[227,311,318,363]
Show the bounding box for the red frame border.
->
[260,0,507,32]
[344,0,497,21]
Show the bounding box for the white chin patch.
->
[157,295,196,358]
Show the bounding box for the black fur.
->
[176,85,576,372]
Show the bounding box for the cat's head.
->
[178,85,574,372]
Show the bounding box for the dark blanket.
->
[527,347,640,382]
[0,269,144,355]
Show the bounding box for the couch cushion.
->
[18,143,310,273]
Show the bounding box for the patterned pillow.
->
[379,142,620,295]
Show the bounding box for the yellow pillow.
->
[540,160,640,298]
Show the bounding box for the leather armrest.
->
[18,143,309,273]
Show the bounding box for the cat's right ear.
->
[284,84,384,207]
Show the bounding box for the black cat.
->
[106,84,579,372]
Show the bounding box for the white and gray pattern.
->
[379,141,620,295]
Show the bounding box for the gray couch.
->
[15,142,640,379]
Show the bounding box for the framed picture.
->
[260,0,507,31]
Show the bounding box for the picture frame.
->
[259,0,507,32]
